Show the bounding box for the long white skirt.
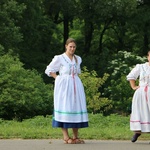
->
[130,86,150,132]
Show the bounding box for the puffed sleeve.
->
[126,64,140,81]
[45,55,61,77]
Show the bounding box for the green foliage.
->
[0,0,25,50]
[0,51,53,120]
[105,51,147,114]
[0,0,150,117]
[79,67,112,114]
[16,0,60,74]
[108,51,147,77]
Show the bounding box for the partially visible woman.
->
[127,51,150,142]
[45,38,88,144]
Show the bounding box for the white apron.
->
[45,53,88,123]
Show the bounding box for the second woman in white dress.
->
[127,51,150,142]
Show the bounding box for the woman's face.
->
[65,42,76,55]
[148,52,150,62]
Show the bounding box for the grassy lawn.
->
[0,114,150,140]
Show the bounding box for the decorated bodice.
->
[127,62,150,86]
[60,54,78,76]
[45,53,81,77]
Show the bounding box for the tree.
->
[0,0,25,52]
[14,0,58,74]
[44,0,78,49]
[104,51,147,114]
[132,0,150,55]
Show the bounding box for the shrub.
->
[80,66,112,114]
[105,51,146,114]
[0,52,53,120]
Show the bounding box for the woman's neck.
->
[65,52,74,60]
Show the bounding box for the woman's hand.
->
[132,86,140,90]
[50,72,57,79]
[129,80,139,90]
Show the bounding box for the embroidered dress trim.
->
[54,110,88,115]
[130,120,150,124]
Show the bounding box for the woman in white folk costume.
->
[45,38,88,144]
[127,51,150,142]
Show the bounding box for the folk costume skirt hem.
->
[52,119,88,128]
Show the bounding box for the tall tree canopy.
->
[1,0,150,117]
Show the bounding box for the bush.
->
[105,51,146,114]
[80,66,112,114]
[0,51,53,120]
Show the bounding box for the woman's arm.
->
[50,72,57,79]
[129,79,140,90]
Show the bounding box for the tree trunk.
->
[63,16,69,51]
[143,22,149,55]
[83,20,93,55]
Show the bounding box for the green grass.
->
[0,114,150,140]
